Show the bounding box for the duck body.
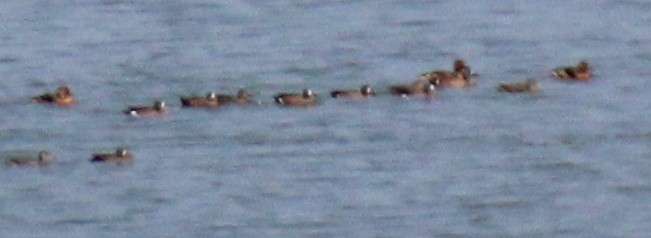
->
[419,71,474,88]
[180,92,219,108]
[217,89,252,104]
[552,60,592,80]
[419,59,474,88]
[389,80,436,97]
[124,101,167,116]
[330,85,375,99]
[31,86,75,106]
[5,151,52,166]
[274,89,318,107]
[90,148,132,163]
[497,78,538,93]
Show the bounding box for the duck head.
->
[154,101,166,111]
[38,150,53,162]
[302,89,314,98]
[237,89,252,99]
[360,85,375,96]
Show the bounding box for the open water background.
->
[1,0,651,237]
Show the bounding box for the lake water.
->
[1,0,651,237]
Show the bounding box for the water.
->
[1,0,651,237]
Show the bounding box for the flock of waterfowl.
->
[4,59,592,167]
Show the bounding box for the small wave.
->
[392,19,437,27]
[611,183,651,195]
[0,56,19,64]
[461,198,529,210]
[51,218,101,225]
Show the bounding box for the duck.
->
[90,148,133,163]
[217,89,253,104]
[330,85,376,99]
[124,100,167,116]
[497,78,538,93]
[5,150,52,166]
[274,89,317,107]
[389,80,436,97]
[31,85,75,106]
[418,59,474,88]
[180,92,219,108]
[552,60,592,80]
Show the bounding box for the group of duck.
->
[5,59,592,166]
[5,148,131,166]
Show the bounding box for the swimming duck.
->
[552,60,592,80]
[330,85,376,99]
[217,89,253,104]
[274,89,317,107]
[124,100,167,116]
[389,80,436,97]
[180,92,219,108]
[419,59,474,88]
[90,148,132,163]
[497,78,538,93]
[31,85,75,105]
[5,150,52,166]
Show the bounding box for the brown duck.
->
[389,80,436,97]
[217,89,253,104]
[274,89,317,107]
[330,85,375,99]
[90,148,133,163]
[552,60,592,80]
[5,150,52,166]
[180,92,219,108]
[31,85,75,106]
[419,59,474,88]
[497,78,538,93]
[124,101,167,116]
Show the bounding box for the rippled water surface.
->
[2,0,651,237]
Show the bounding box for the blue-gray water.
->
[1,0,651,237]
